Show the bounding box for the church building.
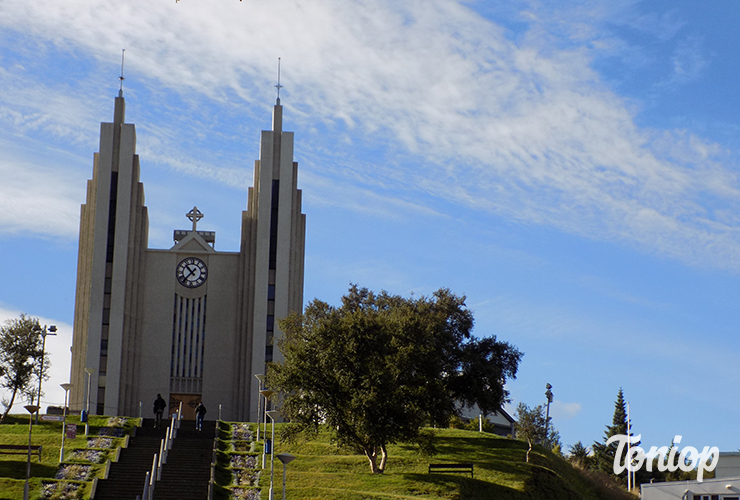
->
[69,88,305,421]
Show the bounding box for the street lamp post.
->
[84,368,95,436]
[24,404,40,500]
[59,383,72,462]
[266,410,280,500]
[544,383,553,448]
[255,374,265,441]
[259,389,273,468]
[276,453,296,500]
[34,325,57,424]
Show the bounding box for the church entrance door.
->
[169,393,201,420]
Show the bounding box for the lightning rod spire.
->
[118,49,126,97]
[275,57,283,104]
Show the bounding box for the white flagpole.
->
[627,402,631,492]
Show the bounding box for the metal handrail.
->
[207,419,220,500]
[141,471,150,500]
[148,453,158,500]
[140,404,182,500]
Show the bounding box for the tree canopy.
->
[589,388,693,487]
[514,403,548,463]
[269,285,523,473]
[593,388,630,475]
[568,441,592,469]
[0,314,44,423]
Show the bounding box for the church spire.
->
[272,57,283,133]
[114,49,126,124]
[118,49,126,98]
[113,91,125,125]
[275,57,283,105]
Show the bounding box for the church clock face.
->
[176,257,208,288]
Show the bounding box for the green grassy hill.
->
[1,415,637,500]
[217,425,637,500]
[0,414,136,500]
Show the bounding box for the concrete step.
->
[93,419,217,500]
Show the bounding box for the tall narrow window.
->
[269,180,280,270]
[170,294,207,394]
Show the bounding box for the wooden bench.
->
[428,463,474,478]
[0,444,42,461]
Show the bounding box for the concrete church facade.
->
[69,90,305,421]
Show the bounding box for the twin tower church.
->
[68,89,306,421]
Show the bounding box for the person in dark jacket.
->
[195,401,207,431]
[153,394,167,429]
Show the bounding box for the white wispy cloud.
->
[0,58,108,146]
[0,141,86,238]
[0,0,737,269]
[552,400,582,420]
[623,6,685,42]
[667,35,708,85]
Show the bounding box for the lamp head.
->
[266,410,280,421]
[24,405,40,414]
[84,367,95,375]
[60,383,72,391]
[259,389,274,399]
[48,325,57,333]
[255,374,265,382]
[277,453,296,465]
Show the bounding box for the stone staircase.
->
[153,419,216,500]
[93,418,216,500]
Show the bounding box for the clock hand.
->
[182,266,194,280]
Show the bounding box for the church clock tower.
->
[69,89,305,421]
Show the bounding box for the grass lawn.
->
[2,415,635,500]
[0,413,137,500]
[215,424,636,500]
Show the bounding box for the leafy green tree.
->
[269,285,523,473]
[547,426,563,456]
[515,402,562,461]
[515,403,548,462]
[0,314,43,423]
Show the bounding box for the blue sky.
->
[0,0,738,455]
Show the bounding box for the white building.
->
[641,453,740,499]
[69,89,305,421]
[717,453,740,479]
[641,477,740,500]
[458,404,517,437]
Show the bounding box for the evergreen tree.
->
[592,388,638,479]
[569,441,592,468]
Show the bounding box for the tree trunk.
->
[0,386,19,423]
[364,446,379,473]
[364,445,386,474]
[378,445,388,473]
[526,438,532,463]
